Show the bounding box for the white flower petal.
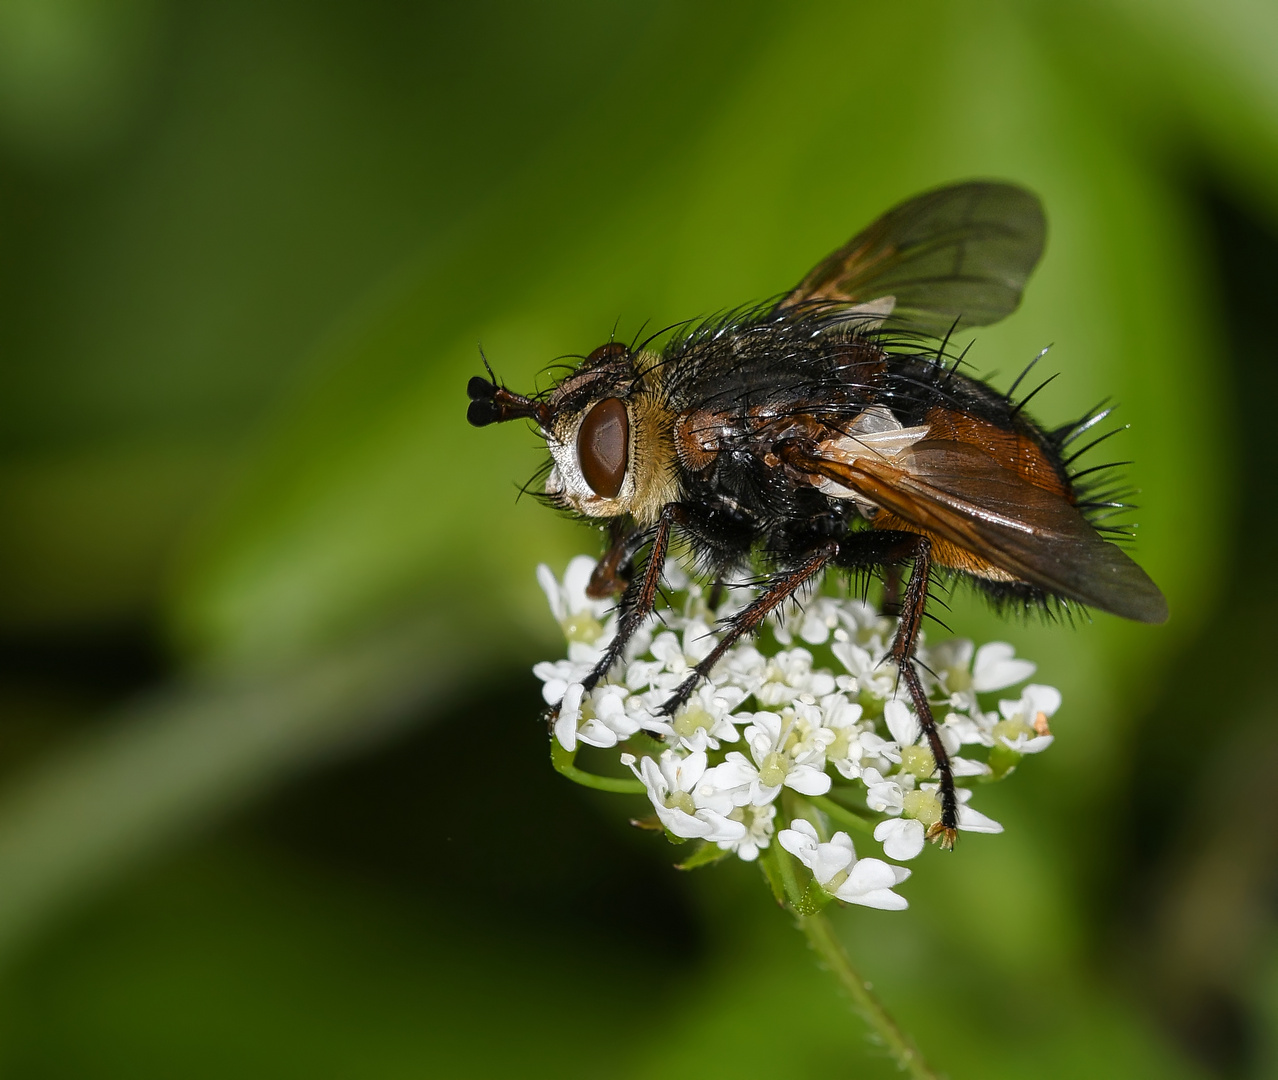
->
[874,818,926,860]
[682,621,717,664]
[972,642,1036,692]
[808,839,854,885]
[957,803,1004,834]
[926,637,973,672]
[554,713,578,752]
[536,563,567,622]
[836,857,910,909]
[884,699,921,746]
[563,555,604,614]
[1024,683,1062,717]
[1019,734,1054,754]
[783,764,832,796]
[778,820,821,866]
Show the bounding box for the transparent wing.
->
[778,181,1046,336]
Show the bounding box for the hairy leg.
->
[658,541,839,716]
[837,531,957,847]
[886,536,958,848]
[586,520,650,599]
[550,505,676,720]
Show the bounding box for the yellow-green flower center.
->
[827,728,852,761]
[666,790,696,816]
[674,703,710,738]
[759,752,789,787]
[903,789,942,826]
[993,717,1033,744]
[562,613,603,644]
[900,744,936,778]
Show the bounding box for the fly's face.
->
[466,342,678,525]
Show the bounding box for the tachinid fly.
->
[466,181,1167,848]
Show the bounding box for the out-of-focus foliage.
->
[0,1,1275,1076]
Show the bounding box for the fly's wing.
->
[778,181,1046,336]
[797,439,1168,623]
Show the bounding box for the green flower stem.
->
[798,911,939,1080]
[550,740,646,794]
[809,794,877,835]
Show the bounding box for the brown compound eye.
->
[576,397,629,498]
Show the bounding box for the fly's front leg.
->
[658,541,839,717]
[548,505,675,722]
[586,520,648,600]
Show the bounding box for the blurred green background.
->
[0,1,1276,1076]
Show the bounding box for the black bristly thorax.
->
[652,307,896,576]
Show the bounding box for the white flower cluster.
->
[534,555,1059,911]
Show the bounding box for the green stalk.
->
[551,740,646,793]
[798,911,939,1080]
[809,794,877,835]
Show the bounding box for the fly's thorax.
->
[543,351,679,525]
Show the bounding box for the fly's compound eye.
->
[576,397,629,498]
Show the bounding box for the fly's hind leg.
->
[880,565,903,617]
[838,531,958,848]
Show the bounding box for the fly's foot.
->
[926,822,958,850]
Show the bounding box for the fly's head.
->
[467,342,677,524]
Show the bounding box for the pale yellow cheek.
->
[626,394,680,526]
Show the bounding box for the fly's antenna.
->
[467,344,550,428]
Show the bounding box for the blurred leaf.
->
[1060,0,1278,225]
[0,846,1211,1080]
[0,447,222,630]
[0,608,478,968]
[0,0,163,161]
